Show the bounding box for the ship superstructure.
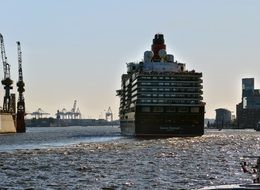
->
[117,34,205,136]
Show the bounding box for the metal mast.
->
[16,41,26,133]
[0,33,13,112]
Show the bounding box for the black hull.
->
[120,123,204,137]
[120,106,204,137]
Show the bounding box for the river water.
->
[0,126,260,190]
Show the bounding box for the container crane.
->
[67,100,77,119]
[0,33,13,112]
[75,108,82,119]
[105,107,113,121]
[72,100,77,113]
[57,100,82,119]
[16,41,26,133]
[29,108,50,119]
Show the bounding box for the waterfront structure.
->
[214,108,232,128]
[117,34,205,136]
[0,34,26,133]
[215,108,232,124]
[236,78,260,129]
[25,118,119,127]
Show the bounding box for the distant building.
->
[215,108,232,126]
[236,78,260,129]
[204,118,215,127]
[242,78,254,98]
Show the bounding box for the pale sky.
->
[1,0,260,119]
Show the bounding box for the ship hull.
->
[120,106,204,137]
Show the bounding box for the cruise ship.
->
[117,34,205,137]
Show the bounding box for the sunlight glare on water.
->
[0,127,260,189]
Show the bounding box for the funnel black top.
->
[153,34,165,44]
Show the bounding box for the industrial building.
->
[236,78,260,129]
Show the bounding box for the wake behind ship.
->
[117,34,205,137]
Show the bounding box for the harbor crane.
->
[59,108,67,119]
[0,33,13,112]
[67,100,81,119]
[16,41,26,133]
[56,100,82,119]
[29,108,50,119]
[105,107,113,121]
[75,108,82,119]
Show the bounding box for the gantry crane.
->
[105,107,113,121]
[72,100,77,114]
[29,108,50,119]
[57,100,82,119]
[16,41,26,133]
[0,33,13,112]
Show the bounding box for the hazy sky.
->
[1,0,260,119]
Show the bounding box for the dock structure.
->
[0,34,26,133]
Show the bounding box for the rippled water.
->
[1,127,260,190]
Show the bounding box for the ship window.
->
[153,107,164,112]
[141,107,150,112]
[165,107,176,112]
[191,107,199,113]
[166,100,172,103]
[178,107,189,113]
[141,82,151,85]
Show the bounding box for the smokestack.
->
[151,34,166,61]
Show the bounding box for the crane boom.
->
[72,100,77,113]
[0,33,13,112]
[0,33,11,79]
